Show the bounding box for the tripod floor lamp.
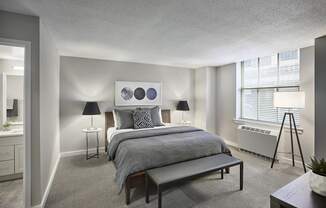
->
[271,91,306,173]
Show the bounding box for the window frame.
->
[239,50,300,124]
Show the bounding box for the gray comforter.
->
[108,126,230,191]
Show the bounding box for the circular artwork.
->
[146,88,157,100]
[121,87,133,100]
[134,87,145,100]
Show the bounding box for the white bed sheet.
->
[107,123,178,144]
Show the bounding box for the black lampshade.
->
[82,102,101,115]
[176,100,189,111]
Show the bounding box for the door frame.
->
[0,38,32,208]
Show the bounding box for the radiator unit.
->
[237,125,278,158]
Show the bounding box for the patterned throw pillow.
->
[139,106,164,126]
[133,110,154,129]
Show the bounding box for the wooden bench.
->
[145,154,243,208]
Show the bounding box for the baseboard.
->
[224,139,239,148]
[31,147,107,207]
[60,147,105,158]
[224,140,306,169]
[32,154,61,208]
[278,155,307,168]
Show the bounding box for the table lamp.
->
[82,102,101,130]
[176,100,189,124]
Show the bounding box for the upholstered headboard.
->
[104,109,171,151]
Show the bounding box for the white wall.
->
[298,46,315,160]
[194,67,216,133]
[39,21,60,202]
[0,10,41,206]
[194,67,207,129]
[0,10,61,207]
[315,36,326,159]
[215,46,315,163]
[206,68,217,133]
[60,56,195,153]
[215,64,238,144]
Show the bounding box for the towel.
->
[7,99,18,117]
[7,99,14,110]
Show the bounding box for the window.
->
[240,50,300,125]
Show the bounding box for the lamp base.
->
[270,112,306,173]
[180,120,191,125]
[87,116,96,130]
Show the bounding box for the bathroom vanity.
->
[0,61,24,181]
[0,130,23,181]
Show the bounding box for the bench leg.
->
[221,169,224,179]
[145,174,149,203]
[240,162,243,190]
[158,185,162,208]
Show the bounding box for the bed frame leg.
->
[225,167,230,174]
[125,178,131,205]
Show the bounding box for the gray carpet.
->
[0,179,23,208]
[45,148,303,208]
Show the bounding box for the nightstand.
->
[82,128,102,160]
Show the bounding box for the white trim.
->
[31,204,41,208]
[32,155,61,208]
[61,147,105,158]
[233,118,304,134]
[225,138,306,170]
[278,155,307,168]
[226,139,306,169]
[31,147,107,208]
[224,139,239,148]
[0,38,32,208]
[40,155,60,207]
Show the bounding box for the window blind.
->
[240,50,300,124]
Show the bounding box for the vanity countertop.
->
[0,130,23,138]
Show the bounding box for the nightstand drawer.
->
[0,145,14,161]
[0,160,14,176]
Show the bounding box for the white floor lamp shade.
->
[273,91,305,109]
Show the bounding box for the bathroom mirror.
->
[0,71,24,127]
[6,74,24,124]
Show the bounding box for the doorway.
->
[0,39,31,208]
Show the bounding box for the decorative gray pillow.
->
[139,106,164,126]
[113,109,134,129]
[133,110,154,129]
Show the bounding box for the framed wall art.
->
[115,81,162,106]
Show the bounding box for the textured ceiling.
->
[1,0,326,68]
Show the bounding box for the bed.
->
[105,109,231,204]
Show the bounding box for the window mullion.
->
[257,58,260,87]
[276,87,279,123]
[257,57,261,121]
[257,88,259,120]
[241,62,244,119]
[277,53,280,85]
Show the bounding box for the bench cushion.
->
[147,154,241,185]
